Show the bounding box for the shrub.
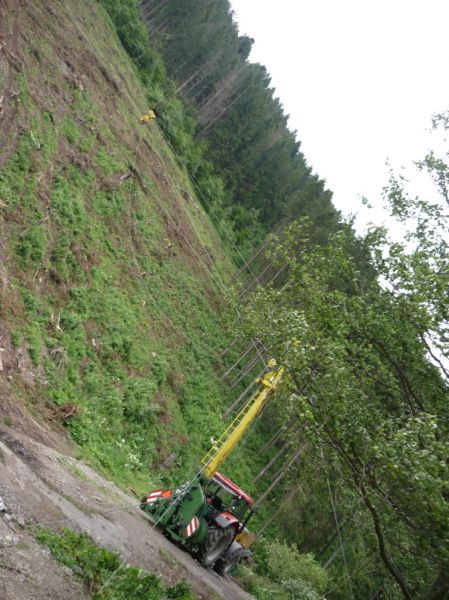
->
[16,225,48,267]
[264,540,328,594]
[34,527,197,599]
[247,539,328,600]
[282,578,325,600]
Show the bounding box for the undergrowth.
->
[0,0,275,510]
[237,539,328,600]
[34,527,197,599]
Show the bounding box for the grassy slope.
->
[0,0,278,518]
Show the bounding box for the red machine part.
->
[144,489,172,505]
[213,472,254,505]
[214,511,240,529]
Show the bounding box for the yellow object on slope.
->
[140,110,156,123]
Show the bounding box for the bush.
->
[244,539,328,600]
[282,578,325,600]
[238,565,289,600]
[34,527,197,599]
[264,540,328,595]
[16,225,48,267]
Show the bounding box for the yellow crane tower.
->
[201,361,284,477]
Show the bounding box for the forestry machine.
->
[141,360,284,575]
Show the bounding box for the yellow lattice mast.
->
[201,360,284,478]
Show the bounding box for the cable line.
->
[321,445,354,600]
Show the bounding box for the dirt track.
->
[0,421,254,600]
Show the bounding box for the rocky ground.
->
[0,410,253,600]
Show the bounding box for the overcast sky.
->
[230,0,449,230]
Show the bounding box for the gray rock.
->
[2,534,19,547]
[15,514,26,528]
[160,452,177,469]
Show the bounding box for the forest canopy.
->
[238,114,449,599]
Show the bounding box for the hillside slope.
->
[0,0,266,596]
[0,0,246,491]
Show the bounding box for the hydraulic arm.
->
[201,361,284,477]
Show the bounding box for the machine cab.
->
[205,472,253,520]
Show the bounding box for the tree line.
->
[105,0,343,255]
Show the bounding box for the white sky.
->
[230,0,449,231]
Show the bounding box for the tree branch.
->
[359,481,414,600]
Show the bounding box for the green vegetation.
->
[3,0,449,598]
[140,0,340,238]
[239,539,327,600]
[96,0,251,260]
[34,527,197,599]
[0,0,247,497]
[239,115,449,599]
[0,0,334,593]
[0,0,292,544]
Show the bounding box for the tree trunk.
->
[255,440,289,482]
[317,520,347,559]
[228,352,263,390]
[222,365,266,419]
[324,547,340,570]
[360,483,414,600]
[219,337,238,359]
[259,426,285,454]
[368,583,385,600]
[238,260,272,298]
[254,446,303,509]
[175,68,202,95]
[221,342,254,381]
[257,482,302,535]
[196,88,248,137]
[230,239,269,282]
